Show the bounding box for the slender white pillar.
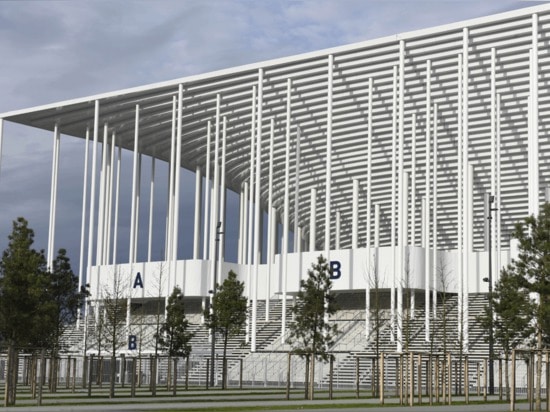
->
[310,188,316,251]
[241,182,248,264]
[172,85,184,267]
[281,79,292,341]
[365,77,373,338]
[219,117,227,263]
[78,128,90,307]
[86,100,100,286]
[147,157,156,262]
[166,97,177,261]
[266,118,275,321]
[112,146,121,265]
[253,69,264,352]
[529,14,539,216]
[424,60,431,341]
[432,104,438,319]
[47,123,60,269]
[193,165,202,259]
[352,179,359,249]
[104,133,116,264]
[457,52,464,349]
[97,124,109,266]
[209,94,221,298]
[294,127,301,253]
[396,40,405,352]
[411,114,416,246]
[203,121,212,260]
[325,54,333,256]
[129,108,140,265]
[390,65,397,342]
[245,87,256,344]
[496,94,502,283]
[335,211,341,250]
[462,28,470,347]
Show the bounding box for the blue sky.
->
[0,0,540,273]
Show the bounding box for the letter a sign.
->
[133,272,144,289]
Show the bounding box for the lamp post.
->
[210,221,223,387]
[483,195,498,396]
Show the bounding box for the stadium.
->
[0,3,549,389]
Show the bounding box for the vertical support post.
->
[352,179,359,249]
[424,59,431,341]
[325,54,333,256]
[432,104,438,320]
[47,124,60,269]
[281,80,291,341]
[310,188,316,251]
[193,165,202,259]
[266,118,275,321]
[379,353,385,405]
[203,121,212,260]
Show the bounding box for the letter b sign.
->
[329,260,341,280]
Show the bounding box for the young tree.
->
[204,270,247,389]
[479,268,533,400]
[501,202,550,409]
[0,218,48,405]
[44,249,89,355]
[101,269,128,398]
[287,255,339,400]
[157,286,193,357]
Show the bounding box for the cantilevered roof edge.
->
[1,2,548,122]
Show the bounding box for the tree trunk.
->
[309,355,315,400]
[222,332,229,389]
[109,355,116,398]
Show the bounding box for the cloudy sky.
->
[0,0,543,274]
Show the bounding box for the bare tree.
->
[101,268,128,398]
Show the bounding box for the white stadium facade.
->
[1,4,549,360]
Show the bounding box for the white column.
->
[432,104,438,319]
[86,101,100,284]
[47,124,60,269]
[424,60,431,341]
[246,87,256,344]
[193,165,202,259]
[112,145,121,265]
[219,117,227,263]
[325,54,333,256]
[335,211,341,250]
[422,196,428,341]
[529,14,539,216]
[457,52,464,350]
[281,78,291,341]
[365,77,373,339]
[78,128,90,298]
[172,84,184,267]
[129,108,140,265]
[96,124,109,266]
[240,182,248,264]
[496,94,502,283]
[252,68,263,352]
[352,179,359,249]
[146,157,156,262]
[166,97,177,261]
[462,28,470,348]
[209,94,221,297]
[310,188,316,252]
[411,114,416,246]
[202,121,212,260]
[105,133,116,265]
[266,118,275,321]
[294,127,301,253]
[390,65,397,342]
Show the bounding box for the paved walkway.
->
[1,388,533,412]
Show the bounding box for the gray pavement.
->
[0,389,534,412]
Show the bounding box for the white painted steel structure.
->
[2,5,550,352]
